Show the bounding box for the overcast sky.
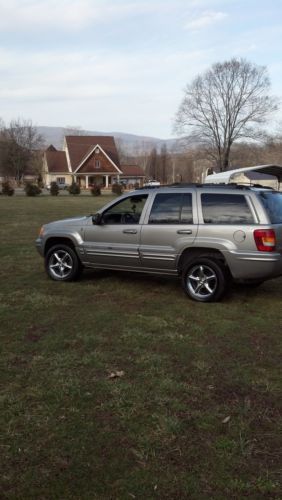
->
[0,0,281,139]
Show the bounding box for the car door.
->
[140,191,198,272]
[83,194,149,269]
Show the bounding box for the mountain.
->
[37,126,180,154]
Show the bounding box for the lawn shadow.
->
[81,268,180,289]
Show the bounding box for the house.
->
[43,135,145,189]
[118,164,146,188]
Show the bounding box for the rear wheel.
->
[45,244,82,282]
[182,257,228,302]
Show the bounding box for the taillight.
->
[254,229,276,252]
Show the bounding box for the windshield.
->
[259,191,282,223]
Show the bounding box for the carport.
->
[205,164,282,190]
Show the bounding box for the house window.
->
[95,147,100,154]
[57,177,65,183]
[95,160,101,169]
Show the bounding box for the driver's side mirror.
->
[92,213,103,225]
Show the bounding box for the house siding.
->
[77,151,117,174]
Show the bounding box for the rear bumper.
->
[226,251,282,280]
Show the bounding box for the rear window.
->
[201,193,254,224]
[259,191,282,223]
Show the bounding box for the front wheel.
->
[45,244,82,282]
[182,257,228,302]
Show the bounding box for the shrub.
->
[1,181,15,196]
[112,183,123,195]
[37,174,44,188]
[91,184,101,196]
[68,182,80,195]
[50,181,59,196]
[24,183,41,196]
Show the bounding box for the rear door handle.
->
[123,229,137,234]
[177,229,192,235]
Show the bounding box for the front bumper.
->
[35,238,44,257]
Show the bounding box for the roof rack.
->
[136,182,275,191]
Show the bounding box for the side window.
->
[201,193,254,224]
[102,195,148,224]
[149,193,193,224]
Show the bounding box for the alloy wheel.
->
[186,263,218,300]
[48,250,73,279]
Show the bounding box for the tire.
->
[181,257,228,303]
[45,244,82,282]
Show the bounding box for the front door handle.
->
[177,229,192,235]
[123,229,137,234]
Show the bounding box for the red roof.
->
[120,164,145,177]
[65,136,120,170]
[46,144,57,152]
[45,150,68,173]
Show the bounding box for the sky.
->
[0,0,282,139]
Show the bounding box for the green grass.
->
[1,195,282,499]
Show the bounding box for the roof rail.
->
[136,182,275,191]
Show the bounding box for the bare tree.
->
[64,125,85,136]
[0,117,5,132]
[4,119,44,184]
[147,147,158,179]
[131,140,156,173]
[159,143,170,184]
[115,138,131,164]
[175,58,278,171]
[0,118,9,178]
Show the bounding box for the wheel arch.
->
[178,247,229,273]
[44,237,77,257]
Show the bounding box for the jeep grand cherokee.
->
[36,184,282,302]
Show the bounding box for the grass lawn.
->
[1,195,282,499]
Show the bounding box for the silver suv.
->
[36,184,282,302]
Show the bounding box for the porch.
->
[74,174,120,189]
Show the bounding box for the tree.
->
[175,58,278,171]
[115,138,131,164]
[4,119,44,184]
[0,119,10,178]
[159,143,169,184]
[64,125,85,135]
[147,147,158,179]
[0,117,5,133]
